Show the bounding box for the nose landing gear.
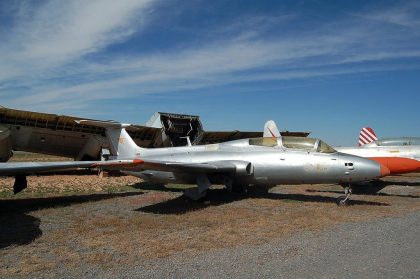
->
[336,185,352,206]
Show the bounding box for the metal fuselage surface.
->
[124,139,384,185]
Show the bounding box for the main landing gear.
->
[231,183,248,194]
[13,175,27,194]
[336,185,352,206]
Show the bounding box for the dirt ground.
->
[0,171,419,277]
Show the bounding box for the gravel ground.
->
[1,173,419,278]
[53,211,420,279]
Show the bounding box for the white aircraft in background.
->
[357,126,420,147]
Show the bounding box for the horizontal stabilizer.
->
[76,119,140,159]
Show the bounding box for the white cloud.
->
[1,1,420,112]
[356,1,420,28]
[0,0,154,79]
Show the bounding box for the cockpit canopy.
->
[365,137,420,147]
[249,136,336,153]
[248,137,278,147]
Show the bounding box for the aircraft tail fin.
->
[76,120,143,159]
[263,120,281,138]
[358,127,378,146]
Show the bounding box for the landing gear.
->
[232,183,248,194]
[184,174,211,201]
[221,176,248,194]
[336,185,352,206]
[13,175,27,194]
[184,188,208,201]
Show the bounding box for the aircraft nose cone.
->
[340,153,391,182]
[369,157,420,174]
[380,164,390,177]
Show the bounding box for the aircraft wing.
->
[135,159,253,176]
[0,159,252,176]
[140,160,232,172]
[65,158,251,175]
[0,160,144,176]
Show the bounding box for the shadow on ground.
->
[131,182,185,193]
[0,191,142,249]
[137,187,389,215]
[0,213,42,249]
[306,189,420,199]
[381,180,420,187]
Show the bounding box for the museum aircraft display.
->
[0,120,390,205]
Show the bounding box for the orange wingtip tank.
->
[369,157,420,174]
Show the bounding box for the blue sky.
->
[0,0,419,145]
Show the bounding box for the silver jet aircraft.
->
[0,120,390,205]
[79,120,391,205]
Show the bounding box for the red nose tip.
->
[380,164,391,177]
[369,157,420,175]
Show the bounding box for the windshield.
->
[316,140,337,153]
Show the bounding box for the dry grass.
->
[0,173,419,276]
[0,174,139,198]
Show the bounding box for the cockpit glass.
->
[248,136,337,153]
[281,137,336,153]
[376,139,407,146]
[249,137,278,147]
[281,137,317,151]
[316,140,337,153]
[376,137,420,146]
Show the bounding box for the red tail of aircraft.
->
[358,127,378,146]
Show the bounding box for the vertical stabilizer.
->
[263,120,281,138]
[76,120,142,159]
[359,127,378,146]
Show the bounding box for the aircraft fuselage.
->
[123,139,386,186]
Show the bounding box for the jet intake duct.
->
[234,161,254,176]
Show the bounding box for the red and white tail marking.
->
[358,127,378,146]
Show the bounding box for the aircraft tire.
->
[336,195,349,206]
